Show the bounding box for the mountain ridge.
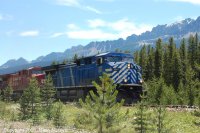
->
[1,16,200,74]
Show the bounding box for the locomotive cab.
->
[96,53,143,85]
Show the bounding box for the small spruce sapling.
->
[41,74,55,120]
[52,100,66,128]
[3,85,13,102]
[79,73,127,133]
[133,93,153,133]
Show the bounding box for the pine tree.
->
[154,39,163,78]
[185,66,195,106]
[194,33,199,63]
[41,74,56,120]
[172,50,182,91]
[52,100,66,128]
[0,89,2,101]
[134,51,140,64]
[177,81,187,105]
[133,94,152,133]
[179,38,188,84]
[153,105,170,133]
[146,45,154,81]
[188,35,198,69]
[198,42,200,79]
[147,78,171,105]
[3,84,13,102]
[19,78,41,124]
[168,38,176,85]
[73,54,78,62]
[139,45,147,80]
[51,61,58,65]
[161,85,177,105]
[163,44,171,85]
[19,92,30,119]
[79,73,126,133]
[180,38,187,62]
[168,37,176,59]
[155,78,165,105]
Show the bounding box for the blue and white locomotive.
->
[42,52,143,103]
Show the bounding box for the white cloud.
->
[19,30,39,37]
[67,23,79,30]
[85,6,102,14]
[87,18,152,38]
[51,19,152,40]
[88,19,106,28]
[55,0,102,14]
[67,29,117,40]
[169,0,200,5]
[50,32,67,38]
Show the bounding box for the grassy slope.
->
[0,102,199,133]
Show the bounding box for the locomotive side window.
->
[122,57,133,62]
[107,56,122,62]
[97,57,103,65]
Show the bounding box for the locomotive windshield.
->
[106,56,133,62]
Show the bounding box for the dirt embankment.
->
[0,120,92,133]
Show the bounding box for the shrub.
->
[52,101,66,128]
[79,73,127,133]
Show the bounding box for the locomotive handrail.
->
[55,85,95,89]
[119,83,142,87]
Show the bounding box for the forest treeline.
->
[133,33,200,106]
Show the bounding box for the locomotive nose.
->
[110,62,142,85]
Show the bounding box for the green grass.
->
[0,102,200,133]
[167,111,200,133]
[59,104,200,133]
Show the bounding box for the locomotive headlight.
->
[124,79,128,82]
[127,64,131,69]
[139,79,143,84]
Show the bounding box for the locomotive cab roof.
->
[96,52,133,58]
[75,52,133,60]
[42,52,134,71]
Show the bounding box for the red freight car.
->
[0,66,45,97]
[0,74,10,91]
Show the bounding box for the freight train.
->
[42,52,143,103]
[0,52,143,103]
[0,67,45,99]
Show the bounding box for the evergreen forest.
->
[133,34,200,106]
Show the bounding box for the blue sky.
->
[0,0,200,65]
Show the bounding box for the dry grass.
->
[0,120,92,133]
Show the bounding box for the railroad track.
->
[124,104,199,110]
[64,101,199,111]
